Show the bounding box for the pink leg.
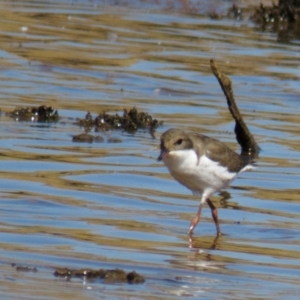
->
[207,198,221,236]
[188,203,203,235]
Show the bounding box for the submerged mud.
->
[12,264,38,273]
[54,267,145,284]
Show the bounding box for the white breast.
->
[162,149,238,197]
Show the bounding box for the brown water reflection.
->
[0,1,300,299]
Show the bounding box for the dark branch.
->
[210,59,259,157]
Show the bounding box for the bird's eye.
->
[175,139,183,146]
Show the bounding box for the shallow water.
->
[0,0,300,299]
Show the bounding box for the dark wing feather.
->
[191,133,250,173]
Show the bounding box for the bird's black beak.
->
[157,149,167,162]
[157,153,163,162]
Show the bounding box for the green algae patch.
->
[76,108,163,134]
[7,106,59,122]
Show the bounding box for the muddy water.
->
[0,1,300,299]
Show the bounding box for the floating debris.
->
[54,267,145,284]
[7,105,59,122]
[77,107,163,134]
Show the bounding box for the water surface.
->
[0,1,300,299]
